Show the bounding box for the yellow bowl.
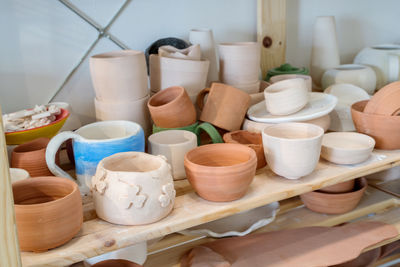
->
[5,108,69,145]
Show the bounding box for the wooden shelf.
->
[20,150,400,267]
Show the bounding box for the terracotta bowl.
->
[300,177,367,214]
[13,176,83,252]
[364,81,400,115]
[351,100,400,149]
[92,259,143,267]
[223,130,266,169]
[184,143,257,202]
[320,180,355,193]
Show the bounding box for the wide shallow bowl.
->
[5,108,69,145]
[364,81,400,115]
[351,100,400,149]
[13,176,83,252]
[300,177,367,214]
[320,180,355,193]
[184,143,257,202]
[92,259,142,267]
[321,132,375,165]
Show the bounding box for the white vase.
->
[310,16,340,90]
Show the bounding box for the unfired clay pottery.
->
[264,78,308,115]
[148,86,196,128]
[9,168,30,183]
[13,176,83,252]
[197,83,251,131]
[89,50,149,102]
[91,260,142,267]
[351,100,400,149]
[265,63,309,81]
[270,74,312,92]
[321,64,376,94]
[320,180,355,194]
[148,130,197,180]
[321,132,375,165]
[92,152,175,225]
[158,44,201,60]
[300,177,367,214]
[310,16,340,89]
[262,123,324,179]
[223,130,266,170]
[11,137,58,177]
[184,143,257,202]
[364,81,400,115]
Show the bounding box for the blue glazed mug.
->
[45,120,145,195]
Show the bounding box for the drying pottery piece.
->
[354,44,400,89]
[366,165,400,182]
[324,84,370,132]
[321,64,376,94]
[158,44,201,60]
[13,176,83,252]
[364,81,400,115]
[46,121,145,195]
[89,50,149,102]
[94,95,151,137]
[184,143,257,202]
[351,100,400,149]
[270,74,312,92]
[145,37,189,70]
[320,180,355,194]
[321,132,375,165]
[223,130,266,169]
[148,86,196,128]
[9,168,30,183]
[262,123,324,179]
[49,102,82,131]
[310,16,340,89]
[148,130,197,180]
[265,63,309,81]
[247,92,337,123]
[91,259,143,267]
[181,221,398,267]
[11,137,58,177]
[301,177,367,214]
[264,78,308,115]
[197,83,251,131]
[92,152,175,225]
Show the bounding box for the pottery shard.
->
[181,221,398,267]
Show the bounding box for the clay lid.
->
[364,81,400,115]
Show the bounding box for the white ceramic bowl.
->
[321,132,375,165]
[270,74,312,92]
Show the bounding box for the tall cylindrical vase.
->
[310,16,340,90]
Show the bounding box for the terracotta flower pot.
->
[13,176,83,252]
[92,259,143,267]
[11,137,59,177]
[364,81,400,115]
[223,130,266,169]
[351,100,400,149]
[148,86,196,128]
[184,143,257,202]
[320,180,355,193]
[300,177,367,214]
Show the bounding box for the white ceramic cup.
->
[262,122,324,179]
[148,130,197,180]
[270,74,312,92]
[264,78,308,115]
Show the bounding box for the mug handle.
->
[388,54,400,83]
[196,88,210,111]
[195,122,223,146]
[45,131,82,183]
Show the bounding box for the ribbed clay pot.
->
[184,143,257,202]
[223,130,266,169]
[11,137,59,177]
[300,177,367,214]
[320,180,355,193]
[13,176,83,252]
[364,81,400,115]
[92,259,142,267]
[148,86,196,128]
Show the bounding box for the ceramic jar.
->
[364,81,400,115]
[262,123,324,179]
[13,176,83,252]
[92,152,175,225]
[11,137,58,177]
[354,44,400,89]
[321,64,376,94]
[270,74,312,92]
[148,86,196,128]
[197,83,251,131]
[184,143,257,202]
[148,130,197,180]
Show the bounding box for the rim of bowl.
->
[262,122,324,142]
[223,130,261,146]
[322,132,375,152]
[12,137,49,154]
[148,86,185,109]
[351,100,400,119]
[333,64,367,71]
[91,50,143,59]
[311,177,367,196]
[265,78,305,93]
[148,130,197,147]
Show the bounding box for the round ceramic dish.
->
[321,132,375,165]
[319,180,355,193]
[179,202,279,237]
[247,93,337,123]
[364,81,400,115]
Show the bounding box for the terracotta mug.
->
[148,86,196,128]
[46,121,145,196]
[197,83,251,131]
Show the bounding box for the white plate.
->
[179,202,279,238]
[247,93,337,123]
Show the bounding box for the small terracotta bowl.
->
[351,100,400,149]
[13,176,83,252]
[319,180,355,193]
[184,143,257,202]
[92,259,143,267]
[300,177,367,214]
[364,81,400,115]
[223,130,266,169]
